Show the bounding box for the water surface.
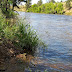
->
[18,12,72,72]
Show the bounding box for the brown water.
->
[18,12,72,72]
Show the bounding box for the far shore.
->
[14,2,72,16]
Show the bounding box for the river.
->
[18,12,72,72]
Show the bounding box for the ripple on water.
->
[18,12,72,71]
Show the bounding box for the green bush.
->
[55,2,64,14]
[45,2,54,14]
[0,10,39,53]
[1,9,17,18]
[40,4,45,13]
[38,6,42,13]
[13,20,39,52]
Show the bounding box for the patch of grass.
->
[13,20,39,53]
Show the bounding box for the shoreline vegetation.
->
[27,2,64,14]
[0,1,46,71]
[0,8,41,56]
[14,2,72,16]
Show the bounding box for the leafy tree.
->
[45,2,54,13]
[31,4,38,12]
[37,0,42,6]
[55,2,63,14]
[41,4,45,13]
[26,0,31,10]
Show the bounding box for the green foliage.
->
[37,0,42,6]
[0,9,5,38]
[0,0,16,18]
[45,2,55,14]
[2,9,16,18]
[27,2,64,14]
[14,20,39,52]
[0,10,39,52]
[55,2,64,14]
[27,4,38,12]
[26,0,31,10]
[40,4,45,13]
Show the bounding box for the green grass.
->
[1,8,17,18]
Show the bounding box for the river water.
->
[18,12,72,72]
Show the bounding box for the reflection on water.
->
[18,12,72,71]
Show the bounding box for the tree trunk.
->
[6,0,8,11]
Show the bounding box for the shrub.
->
[1,9,17,18]
[45,2,54,14]
[38,6,42,13]
[13,20,39,52]
[40,4,45,13]
[31,4,38,12]
[55,2,64,14]
[0,10,39,53]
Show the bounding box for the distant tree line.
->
[27,0,64,14]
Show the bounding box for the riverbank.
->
[0,9,40,71]
[63,2,72,15]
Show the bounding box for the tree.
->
[26,0,31,10]
[12,0,27,10]
[0,0,27,18]
[0,0,27,11]
[37,0,42,6]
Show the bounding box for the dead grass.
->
[62,2,72,15]
[14,5,26,12]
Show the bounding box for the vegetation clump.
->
[0,15,39,54]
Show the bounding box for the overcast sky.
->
[32,0,67,4]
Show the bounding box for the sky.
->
[32,0,67,5]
